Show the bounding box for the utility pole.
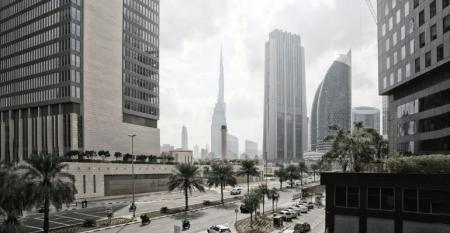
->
[128,134,137,218]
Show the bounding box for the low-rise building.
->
[169,149,193,164]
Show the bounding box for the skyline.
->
[159,0,380,151]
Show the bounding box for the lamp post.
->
[128,134,137,218]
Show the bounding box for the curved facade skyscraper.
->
[311,51,352,151]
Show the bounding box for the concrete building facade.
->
[0,0,160,163]
[181,125,188,149]
[377,0,450,154]
[263,29,307,162]
[227,133,239,160]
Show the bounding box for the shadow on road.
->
[213,203,239,210]
[170,210,207,220]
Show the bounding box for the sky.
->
[158,0,381,153]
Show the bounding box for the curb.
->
[81,199,242,233]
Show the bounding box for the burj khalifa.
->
[211,49,227,158]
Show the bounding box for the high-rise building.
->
[352,106,381,132]
[263,29,307,162]
[181,125,188,149]
[200,148,208,160]
[211,49,227,159]
[0,0,160,163]
[161,144,174,153]
[193,144,199,158]
[227,133,238,160]
[245,140,258,159]
[377,0,450,154]
[311,51,352,151]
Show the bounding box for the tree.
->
[298,162,308,189]
[366,128,389,161]
[113,152,122,161]
[17,154,77,233]
[0,164,34,233]
[84,150,96,160]
[123,153,132,162]
[285,165,299,188]
[168,163,205,211]
[136,155,148,163]
[237,159,259,193]
[310,163,320,182]
[266,188,279,213]
[323,125,352,172]
[350,122,375,172]
[207,162,237,203]
[256,184,269,214]
[242,190,260,228]
[274,167,288,190]
[98,150,111,161]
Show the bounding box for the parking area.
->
[279,207,325,233]
[21,203,127,233]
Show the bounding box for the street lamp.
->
[128,134,137,218]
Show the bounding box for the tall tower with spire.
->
[211,49,227,158]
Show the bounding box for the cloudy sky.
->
[158,0,381,152]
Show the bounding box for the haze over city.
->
[159,0,380,149]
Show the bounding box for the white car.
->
[207,225,231,233]
[295,204,308,213]
[278,210,294,221]
[230,187,241,195]
[282,230,295,233]
[286,206,301,215]
[285,208,298,218]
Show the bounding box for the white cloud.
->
[159,0,380,152]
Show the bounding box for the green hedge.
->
[386,154,450,173]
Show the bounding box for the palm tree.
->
[266,188,279,213]
[310,163,320,182]
[274,167,288,190]
[350,122,375,172]
[17,154,77,233]
[285,165,299,188]
[114,152,122,161]
[242,190,260,227]
[256,184,269,214]
[168,163,205,211]
[298,162,308,189]
[207,162,237,203]
[366,128,389,161]
[237,160,259,193]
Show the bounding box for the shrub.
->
[203,200,211,206]
[160,207,169,213]
[386,154,450,173]
[82,219,96,227]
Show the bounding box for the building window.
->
[381,188,395,210]
[335,186,360,208]
[430,24,437,41]
[405,1,410,16]
[393,32,397,45]
[415,57,420,72]
[398,68,402,82]
[383,77,388,89]
[387,56,390,69]
[419,32,425,48]
[390,73,394,86]
[430,1,436,18]
[368,187,394,210]
[389,17,393,30]
[410,39,415,54]
[414,0,419,8]
[401,25,405,40]
[444,15,450,33]
[401,45,406,59]
[382,23,386,36]
[394,51,398,64]
[406,63,411,77]
[93,175,96,193]
[444,0,449,9]
[396,9,401,24]
[404,189,417,211]
[386,38,390,51]
[419,10,425,26]
[368,187,381,209]
[425,51,431,67]
[437,44,444,61]
[83,175,86,194]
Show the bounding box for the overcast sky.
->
[158,0,381,152]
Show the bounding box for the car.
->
[295,204,308,213]
[207,225,231,233]
[240,204,250,213]
[284,208,298,218]
[230,187,242,195]
[281,230,295,233]
[287,206,301,215]
[278,210,294,221]
[294,222,311,233]
[307,202,314,210]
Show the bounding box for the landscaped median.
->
[48,196,243,233]
[235,214,276,233]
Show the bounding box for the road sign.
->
[235,208,239,213]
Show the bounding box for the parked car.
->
[240,204,250,213]
[307,202,314,210]
[285,208,298,218]
[230,187,242,195]
[295,204,308,213]
[287,206,301,215]
[278,210,294,221]
[294,222,311,233]
[207,225,232,233]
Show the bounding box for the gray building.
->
[382,96,389,137]
[245,139,258,158]
[0,0,160,163]
[211,50,227,158]
[377,0,450,154]
[227,133,238,160]
[311,51,352,151]
[263,29,307,162]
[181,125,188,149]
[352,106,381,132]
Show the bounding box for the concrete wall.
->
[82,0,159,156]
[334,215,359,233]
